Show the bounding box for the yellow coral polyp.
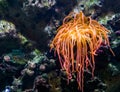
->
[50,11,112,92]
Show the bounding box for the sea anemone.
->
[50,11,114,92]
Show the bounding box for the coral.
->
[0,0,78,52]
[50,11,113,92]
[0,20,16,36]
[33,75,50,92]
[74,0,102,15]
[48,71,61,92]
[3,50,28,65]
[23,0,56,9]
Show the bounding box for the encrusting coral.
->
[50,11,114,92]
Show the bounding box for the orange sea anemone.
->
[50,11,113,92]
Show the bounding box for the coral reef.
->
[0,0,120,92]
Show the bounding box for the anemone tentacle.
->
[50,11,112,92]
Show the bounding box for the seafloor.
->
[0,0,120,92]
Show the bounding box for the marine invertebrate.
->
[50,11,114,92]
[23,0,56,9]
[0,20,16,34]
[3,55,11,62]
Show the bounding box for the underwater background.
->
[0,0,120,92]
